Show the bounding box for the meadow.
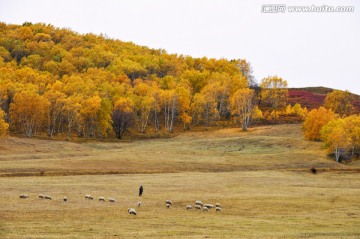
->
[1,124,359,238]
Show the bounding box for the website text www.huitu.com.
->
[261,4,355,13]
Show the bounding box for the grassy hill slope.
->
[0,124,352,177]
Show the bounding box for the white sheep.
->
[63,197,67,202]
[186,205,192,210]
[98,197,105,202]
[166,203,171,208]
[216,206,221,212]
[165,200,172,205]
[128,208,137,215]
[195,200,203,206]
[195,205,202,210]
[109,198,116,203]
[203,204,214,209]
[215,203,221,208]
[38,194,44,199]
[85,194,94,200]
[44,195,52,200]
[202,206,209,212]
[138,201,141,208]
[19,194,29,199]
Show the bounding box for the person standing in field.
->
[139,185,143,197]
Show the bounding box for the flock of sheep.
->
[166,200,222,212]
[19,194,222,216]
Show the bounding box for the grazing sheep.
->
[216,207,221,212]
[138,201,141,208]
[215,203,221,208]
[186,205,192,210]
[98,197,105,202]
[38,194,44,199]
[166,203,171,208]
[85,194,94,200]
[19,194,29,199]
[128,208,137,215]
[202,206,209,212]
[109,198,116,203]
[63,197,67,202]
[195,205,202,210]
[195,200,203,206]
[44,195,52,200]
[203,204,214,209]
[165,200,172,206]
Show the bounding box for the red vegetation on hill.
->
[288,90,326,109]
[288,88,360,113]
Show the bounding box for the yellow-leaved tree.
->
[0,109,9,138]
[230,88,255,131]
[343,115,360,158]
[160,89,177,132]
[133,79,154,133]
[44,81,66,137]
[176,80,192,130]
[303,106,336,141]
[321,119,351,162]
[252,105,263,121]
[63,95,82,138]
[10,91,49,137]
[78,95,102,138]
[292,103,307,119]
[324,90,354,117]
[260,76,288,109]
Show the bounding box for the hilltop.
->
[288,87,360,112]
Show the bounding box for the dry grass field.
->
[0,124,359,238]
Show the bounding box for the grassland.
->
[1,124,360,238]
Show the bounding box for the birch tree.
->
[231,88,255,131]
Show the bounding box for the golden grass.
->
[0,124,359,238]
[0,125,345,177]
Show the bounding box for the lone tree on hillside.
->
[260,76,288,109]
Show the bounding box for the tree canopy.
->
[0,22,306,138]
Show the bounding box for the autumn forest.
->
[0,22,359,162]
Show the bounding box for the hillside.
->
[0,22,358,141]
[0,22,256,139]
[0,124,354,177]
[288,87,360,112]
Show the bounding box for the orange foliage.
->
[303,107,337,141]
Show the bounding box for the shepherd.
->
[139,185,143,197]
